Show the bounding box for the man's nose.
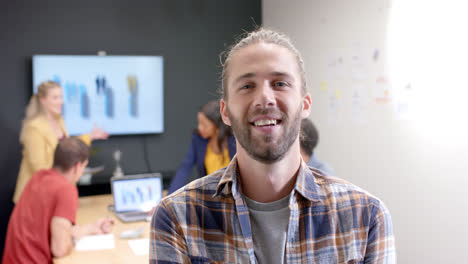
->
[253,81,276,108]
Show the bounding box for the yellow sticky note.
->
[320,81,327,91]
[335,89,341,99]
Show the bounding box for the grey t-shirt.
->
[244,194,291,264]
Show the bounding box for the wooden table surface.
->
[53,194,151,264]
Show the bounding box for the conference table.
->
[53,194,158,264]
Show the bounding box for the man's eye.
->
[274,81,288,87]
[241,84,251,90]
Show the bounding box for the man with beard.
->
[150,28,395,263]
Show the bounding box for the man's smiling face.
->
[221,42,311,164]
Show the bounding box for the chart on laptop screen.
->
[113,177,162,212]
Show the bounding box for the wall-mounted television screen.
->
[32,55,164,135]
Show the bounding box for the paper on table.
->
[128,238,149,255]
[75,234,115,251]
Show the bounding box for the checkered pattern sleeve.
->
[149,199,189,264]
[364,200,396,263]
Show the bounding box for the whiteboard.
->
[264,0,468,263]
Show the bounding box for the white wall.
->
[263,0,468,263]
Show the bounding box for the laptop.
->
[110,173,163,222]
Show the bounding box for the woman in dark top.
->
[168,100,236,194]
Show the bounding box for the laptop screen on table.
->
[112,174,163,213]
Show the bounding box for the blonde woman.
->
[13,81,109,202]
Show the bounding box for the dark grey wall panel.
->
[0,0,261,255]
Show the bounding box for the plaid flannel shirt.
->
[150,156,396,263]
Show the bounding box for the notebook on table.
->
[110,173,163,222]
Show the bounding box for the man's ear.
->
[301,93,312,119]
[72,163,79,174]
[71,162,81,181]
[220,99,231,126]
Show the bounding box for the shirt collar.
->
[294,160,323,201]
[214,155,239,198]
[214,155,323,202]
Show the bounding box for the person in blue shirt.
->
[168,100,236,194]
[300,118,335,175]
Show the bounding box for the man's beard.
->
[227,106,302,164]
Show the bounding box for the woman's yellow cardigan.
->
[13,115,90,203]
